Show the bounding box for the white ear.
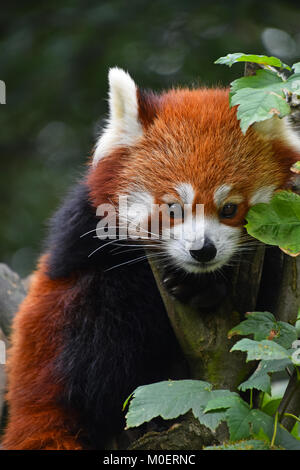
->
[93,68,143,166]
[253,115,300,154]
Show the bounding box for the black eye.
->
[220,203,238,219]
[168,202,183,220]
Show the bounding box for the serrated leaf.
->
[238,358,293,395]
[231,71,300,99]
[238,356,293,394]
[230,69,284,95]
[259,358,293,374]
[226,404,300,449]
[225,400,252,440]
[228,311,297,349]
[250,410,300,450]
[231,86,290,134]
[231,338,290,362]
[228,69,294,134]
[204,439,272,450]
[229,311,275,340]
[245,191,300,254]
[215,53,291,70]
[238,370,271,394]
[204,393,240,412]
[125,380,230,431]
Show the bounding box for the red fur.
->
[87,147,130,208]
[2,256,83,450]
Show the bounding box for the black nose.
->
[189,239,217,263]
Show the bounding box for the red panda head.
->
[87,68,300,273]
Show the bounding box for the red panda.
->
[2,68,300,450]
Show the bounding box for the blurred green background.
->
[1,0,300,277]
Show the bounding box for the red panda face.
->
[88,69,300,273]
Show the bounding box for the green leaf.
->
[241,358,292,395]
[215,53,291,70]
[204,439,272,450]
[231,86,290,134]
[284,73,300,94]
[226,404,300,449]
[225,399,252,440]
[291,421,300,440]
[125,380,232,431]
[253,427,271,443]
[262,398,282,417]
[216,54,300,136]
[228,311,297,349]
[258,358,293,374]
[204,393,241,412]
[250,410,300,450]
[122,393,133,411]
[231,71,300,99]
[230,69,284,95]
[231,338,290,362]
[229,70,290,134]
[238,369,271,394]
[245,191,300,254]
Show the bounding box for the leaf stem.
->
[259,391,265,410]
[271,411,279,447]
[284,412,300,424]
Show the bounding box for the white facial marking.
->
[213,184,232,208]
[175,183,195,205]
[93,68,143,166]
[165,215,241,273]
[170,204,204,250]
[249,185,276,206]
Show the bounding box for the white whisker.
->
[88,238,122,258]
[104,252,168,272]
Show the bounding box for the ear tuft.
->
[108,68,138,122]
[93,68,143,166]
